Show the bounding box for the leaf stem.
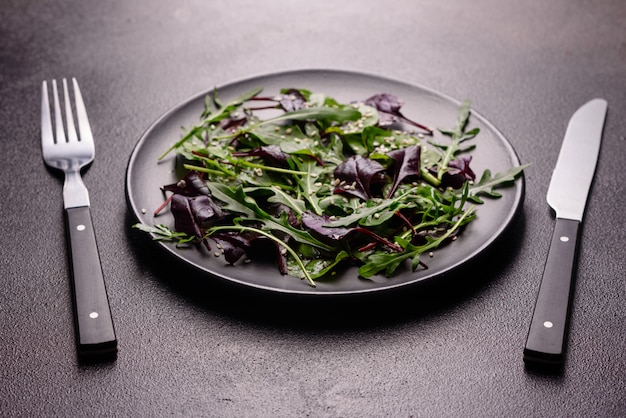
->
[205,225,316,287]
[182,164,232,177]
[420,168,441,187]
[230,158,308,176]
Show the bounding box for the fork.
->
[41,78,117,359]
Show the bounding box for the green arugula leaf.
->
[358,206,475,278]
[205,182,333,251]
[469,164,530,203]
[248,123,306,146]
[293,157,326,215]
[132,223,195,245]
[159,86,263,159]
[434,100,480,182]
[263,106,361,125]
[265,185,307,216]
[286,250,351,280]
[326,187,418,227]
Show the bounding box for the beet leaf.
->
[386,145,422,198]
[333,155,386,201]
[364,93,432,133]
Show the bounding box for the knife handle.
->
[524,218,579,367]
[65,206,117,359]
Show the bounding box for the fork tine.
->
[41,81,54,146]
[52,80,66,144]
[62,79,79,143]
[72,78,94,145]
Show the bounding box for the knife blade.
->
[524,98,607,367]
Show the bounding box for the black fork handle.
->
[65,206,117,359]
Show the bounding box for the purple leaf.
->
[301,212,403,253]
[218,113,248,132]
[170,193,226,250]
[163,171,210,196]
[442,156,476,189]
[189,195,224,225]
[364,93,432,133]
[212,230,258,264]
[386,145,421,198]
[333,155,386,201]
[364,93,404,127]
[301,211,353,242]
[279,89,307,112]
[170,194,205,239]
[232,144,290,167]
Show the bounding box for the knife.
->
[523,98,607,367]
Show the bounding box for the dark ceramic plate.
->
[126,69,524,296]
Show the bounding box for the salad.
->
[134,87,526,287]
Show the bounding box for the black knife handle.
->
[65,206,117,359]
[524,218,580,367]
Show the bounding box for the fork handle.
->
[65,206,117,359]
